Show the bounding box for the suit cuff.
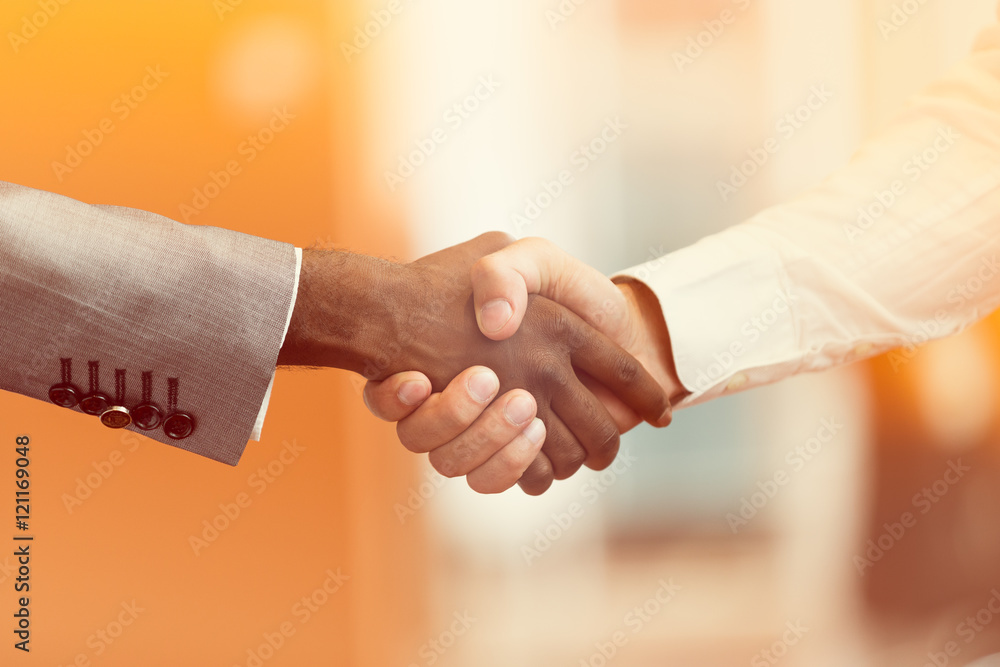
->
[250,247,302,441]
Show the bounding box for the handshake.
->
[278,232,687,496]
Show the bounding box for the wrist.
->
[277,249,407,376]
[614,278,689,405]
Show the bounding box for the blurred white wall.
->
[360,0,627,263]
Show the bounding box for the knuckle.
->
[547,312,589,352]
[428,449,463,479]
[396,425,428,454]
[550,446,587,480]
[470,253,509,281]
[527,236,554,251]
[470,255,499,282]
[477,231,515,252]
[439,395,482,434]
[518,458,554,495]
[430,460,460,480]
[469,454,524,496]
[475,409,511,443]
[529,350,568,389]
[519,473,553,496]
[548,308,570,336]
[595,419,620,454]
[587,421,620,470]
[614,354,641,384]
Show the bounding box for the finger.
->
[416,230,514,269]
[363,372,432,422]
[395,367,500,454]
[570,329,672,428]
[466,418,546,494]
[577,369,643,434]
[428,389,538,479]
[517,452,555,496]
[551,375,622,472]
[534,405,589,481]
[471,237,631,343]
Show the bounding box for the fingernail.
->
[504,395,534,426]
[657,405,673,427]
[397,380,429,406]
[468,371,500,403]
[480,299,513,334]
[523,418,545,446]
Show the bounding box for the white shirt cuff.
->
[616,229,800,408]
[250,247,302,441]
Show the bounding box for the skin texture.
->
[364,237,689,494]
[278,232,672,495]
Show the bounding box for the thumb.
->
[470,237,632,344]
[470,250,531,341]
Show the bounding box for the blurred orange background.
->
[3,1,1000,666]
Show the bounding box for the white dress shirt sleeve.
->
[250,246,302,440]
[618,17,1000,408]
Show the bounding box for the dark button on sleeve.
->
[132,403,163,430]
[163,412,195,440]
[80,393,111,416]
[48,384,80,408]
[50,359,81,408]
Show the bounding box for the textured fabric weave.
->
[0,181,297,465]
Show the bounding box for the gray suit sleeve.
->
[0,180,298,465]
